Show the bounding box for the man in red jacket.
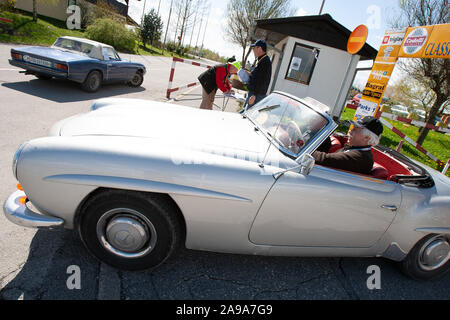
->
[198,61,240,110]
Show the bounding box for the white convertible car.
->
[4,92,450,280]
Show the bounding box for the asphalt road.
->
[0,43,449,301]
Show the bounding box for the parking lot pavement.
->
[0,43,449,300]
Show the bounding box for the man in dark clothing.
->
[198,61,240,110]
[243,39,272,112]
[312,117,383,175]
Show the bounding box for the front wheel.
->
[82,70,102,92]
[128,71,144,87]
[79,190,183,271]
[401,234,450,280]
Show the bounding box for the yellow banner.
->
[354,29,406,121]
[423,23,450,59]
[399,23,450,59]
[362,62,396,103]
[376,28,407,63]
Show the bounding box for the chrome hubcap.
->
[106,216,149,252]
[132,74,141,85]
[97,208,157,258]
[418,235,450,271]
[90,74,99,89]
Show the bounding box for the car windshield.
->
[53,38,94,55]
[247,93,329,156]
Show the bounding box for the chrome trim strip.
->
[12,142,27,180]
[415,228,450,235]
[44,174,252,202]
[3,190,64,228]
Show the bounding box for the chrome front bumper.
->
[3,190,64,228]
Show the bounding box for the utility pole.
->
[163,0,174,53]
[200,7,210,53]
[195,1,205,50]
[140,0,147,26]
[319,0,326,14]
[188,2,198,49]
[157,0,162,15]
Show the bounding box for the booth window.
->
[68,0,77,6]
[285,43,319,85]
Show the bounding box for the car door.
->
[102,47,127,82]
[249,164,401,248]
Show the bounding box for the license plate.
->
[23,55,53,68]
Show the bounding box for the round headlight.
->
[12,142,27,180]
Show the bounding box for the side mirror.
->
[299,153,315,175]
[273,153,315,180]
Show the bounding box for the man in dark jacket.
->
[243,39,272,112]
[312,117,383,175]
[198,61,240,110]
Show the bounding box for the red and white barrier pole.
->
[442,159,450,175]
[166,58,177,99]
[166,57,213,99]
[379,117,444,166]
[0,17,13,23]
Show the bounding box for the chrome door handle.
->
[381,205,397,212]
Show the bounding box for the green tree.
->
[140,9,163,46]
[225,0,294,65]
[391,0,449,145]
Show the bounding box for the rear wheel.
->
[82,70,102,92]
[401,234,450,280]
[79,190,183,271]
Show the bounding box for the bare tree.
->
[172,0,206,48]
[390,0,449,145]
[225,0,294,65]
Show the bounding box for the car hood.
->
[54,99,270,155]
[14,46,91,62]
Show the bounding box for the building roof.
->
[84,0,128,17]
[253,14,378,60]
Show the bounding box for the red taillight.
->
[11,52,22,60]
[56,63,68,71]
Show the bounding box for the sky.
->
[127,0,405,88]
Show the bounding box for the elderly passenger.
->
[312,116,383,175]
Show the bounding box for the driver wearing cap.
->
[312,116,383,175]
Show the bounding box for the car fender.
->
[378,178,450,260]
[16,136,280,245]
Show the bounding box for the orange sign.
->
[399,23,450,59]
[347,25,368,55]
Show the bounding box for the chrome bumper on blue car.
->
[8,59,68,78]
[3,190,64,228]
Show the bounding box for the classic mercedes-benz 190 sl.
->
[9,36,146,92]
[4,92,450,280]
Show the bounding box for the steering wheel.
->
[286,121,304,152]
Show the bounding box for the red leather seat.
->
[371,163,389,180]
[328,136,343,153]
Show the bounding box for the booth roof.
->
[254,14,378,60]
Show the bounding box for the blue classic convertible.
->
[9,36,146,92]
